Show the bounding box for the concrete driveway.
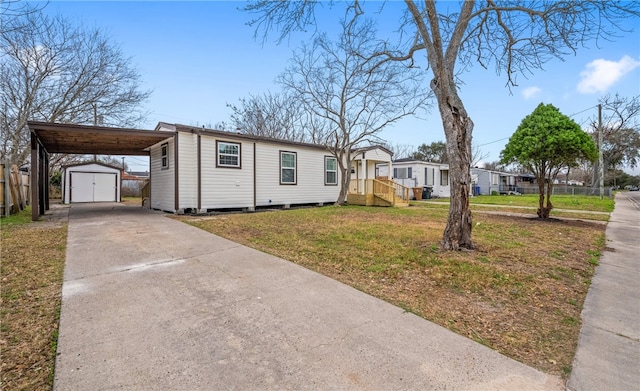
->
[54,202,561,390]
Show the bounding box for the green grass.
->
[467,194,614,212]
[0,206,33,226]
[412,194,613,221]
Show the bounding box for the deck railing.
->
[349,178,410,206]
[374,178,410,204]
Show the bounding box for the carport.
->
[28,121,175,221]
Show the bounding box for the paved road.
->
[567,191,640,391]
[53,203,561,390]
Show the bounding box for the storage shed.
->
[62,162,122,204]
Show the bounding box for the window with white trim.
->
[325,156,338,185]
[280,151,297,185]
[161,143,168,169]
[217,141,241,168]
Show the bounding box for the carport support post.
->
[44,150,49,211]
[31,133,39,221]
[38,145,47,216]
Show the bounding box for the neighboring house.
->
[471,167,518,195]
[148,123,342,213]
[127,171,149,178]
[377,159,451,199]
[122,171,147,197]
[62,162,121,204]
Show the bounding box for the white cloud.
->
[522,86,542,100]
[577,55,640,94]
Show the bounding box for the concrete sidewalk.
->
[567,192,640,391]
[54,202,562,390]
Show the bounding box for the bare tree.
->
[382,142,415,160]
[471,144,490,169]
[0,9,151,166]
[227,91,309,142]
[589,94,640,187]
[244,0,638,250]
[411,140,487,166]
[0,0,45,33]
[277,13,431,204]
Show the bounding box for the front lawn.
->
[182,204,605,378]
[1,208,67,390]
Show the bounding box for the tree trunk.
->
[431,79,474,250]
[536,178,544,219]
[335,154,350,206]
[536,179,552,218]
[544,181,554,218]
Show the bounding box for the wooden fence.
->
[1,163,30,217]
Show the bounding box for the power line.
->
[477,137,509,147]
[476,105,599,149]
[569,105,598,118]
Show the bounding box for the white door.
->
[93,173,117,202]
[70,172,117,203]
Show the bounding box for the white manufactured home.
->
[377,159,451,199]
[62,162,121,204]
[148,123,343,213]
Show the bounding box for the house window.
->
[491,173,499,185]
[426,168,434,186]
[217,141,241,168]
[280,151,297,185]
[393,167,412,179]
[161,143,168,169]
[325,156,338,185]
[440,169,449,186]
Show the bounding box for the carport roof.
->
[28,121,174,156]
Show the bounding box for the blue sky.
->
[37,1,640,173]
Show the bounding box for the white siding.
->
[178,132,198,209]
[361,148,392,162]
[150,138,175,212]
[255,142,340,207]
[200,136,254,209]
[380,161,451,198]
[149,128,343,211]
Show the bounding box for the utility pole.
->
[93,103,97,162]
[598,103,604,199]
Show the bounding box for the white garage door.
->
[71,172,117,203]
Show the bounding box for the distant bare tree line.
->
[1,2,150,168]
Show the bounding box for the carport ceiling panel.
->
[29,122,174,156]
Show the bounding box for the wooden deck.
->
[347,179,410,207]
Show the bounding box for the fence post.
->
[3,162,10,217]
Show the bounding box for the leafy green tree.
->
[500,103,598,218]
[411,141,448,163]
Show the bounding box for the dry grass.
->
[182,205,605,378]
[1,208,67,391]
